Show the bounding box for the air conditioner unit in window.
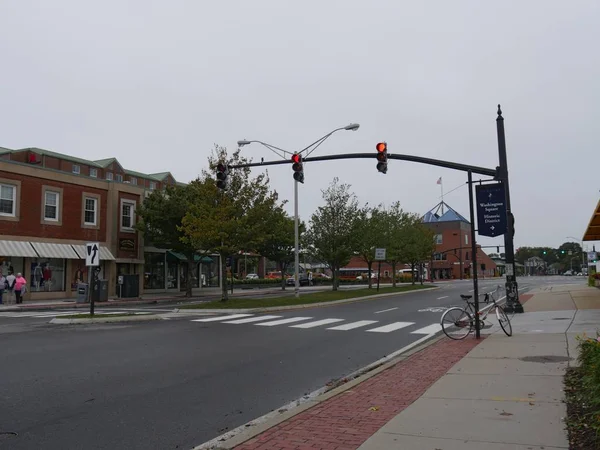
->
[144,191,152,198]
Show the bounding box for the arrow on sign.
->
[88,244,98,265]
[490,226,495,231]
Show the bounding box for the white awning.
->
[71,244,116,261]
[30,242,80,259]
[0,240,38,257]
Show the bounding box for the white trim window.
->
[106,172,113,181]
[90,168,98,178]
[116,174,123,183]
[0,184,16,216]
[121,200,136,230]
[149,181,156,190]
[435,234,443,245]
[84,197,98,225]
[130,177,137,185]
[465,234,469,245]
[72,164,81,174]
[44,191,59,221]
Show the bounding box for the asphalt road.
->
[0,276,583,450]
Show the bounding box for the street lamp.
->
[238,123,360,298]
[566,236,585,271]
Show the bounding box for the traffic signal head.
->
[291,153,304,184]
[561,250,565,254]
[543,250,547,255]
[216,162,229,190]
[376,142,387,174]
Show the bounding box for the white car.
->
[245,273,259,280]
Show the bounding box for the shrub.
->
[575,332,600,434]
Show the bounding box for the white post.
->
[294,179,300,298]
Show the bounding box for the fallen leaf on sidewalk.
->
[369,406,380,411]
[499,411,513,416]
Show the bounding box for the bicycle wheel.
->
[496,305,512,337]
[441,307,473,340]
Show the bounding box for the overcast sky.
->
[1,0,598,252]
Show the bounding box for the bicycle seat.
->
[460,294,473,300]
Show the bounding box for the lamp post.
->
[238,123,360,298]
[566,236,585,271]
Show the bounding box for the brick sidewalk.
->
[235,337,483,450]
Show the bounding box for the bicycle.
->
[440,285,512,340]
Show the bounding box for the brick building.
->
[423,201,497,280]
[0,146,220,302]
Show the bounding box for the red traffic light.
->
[291,153,302,164]
[376,142,387,152]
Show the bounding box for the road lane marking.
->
[374,307,398,314]
[256,317,313,326]
[366,322,414,333]
[328,320,379,331]
[411,323,443,334]
[191,314,254,322]
[436,296,448,299]
[290,318,345,329]
[223,315,282,324]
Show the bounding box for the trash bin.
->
[77,283,89,303]
[91,280,109,302]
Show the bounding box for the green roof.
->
[93,158,117,167]
[148,172,172,181]
[18,147,104,168]
[124,168,151,178]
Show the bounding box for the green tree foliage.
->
[380,202,410,288]
[516,242,585,273]
[399,214,436,284]
[180,145,283,301]
[352,204,388,288]
[304,178,358,291]
[136,184,198,297]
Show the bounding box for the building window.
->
[72,165,80,174]
[130,177,137,185]
[465,234,469,245]
[144,252,165,290]
[106,172,113,181]
[149,181,156,190]
[433,253,447,261]
[116,174,123,183]
[0,184,16,216]
[30,259,66,292]
[84,197,97,225]
[435,234,443,244]
[90,168,97,178]
[121,200,136,230]
[44,191,59,221]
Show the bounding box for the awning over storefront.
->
[30,242,80,259]
[71,244,116,261]
[0,240,38,257]
[167,251,213,263]
[583,199,600,241]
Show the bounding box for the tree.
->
[256,206,305,290]
[382,202,410,288]
[180,145,283,301]
[304,178,358,291]
[399,214,436,285]
[352,205,387,288]
[136,184,199,297]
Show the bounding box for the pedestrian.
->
[14,272,27,304]
[0,271,5,304]
[6,271,16,304]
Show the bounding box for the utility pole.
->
[497,105,524,313]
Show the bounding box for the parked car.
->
[245,273,259,280]
[265,271,283,279]
[356,273,378,281]
[286,276,311,286]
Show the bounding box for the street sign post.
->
[375,248,386,292]
[86,242,100,316]
[475,183,507,237]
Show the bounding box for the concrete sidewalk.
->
[359,284,600,450]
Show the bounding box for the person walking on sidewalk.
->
[5,271,16,304]
[14,273,27,304]
[0,271,6,304]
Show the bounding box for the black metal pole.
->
[468,171,481,339]
[89,268,95,317]
[496,105,523,313]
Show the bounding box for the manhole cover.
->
[520,355,571,363]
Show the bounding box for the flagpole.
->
[439,177,444,213]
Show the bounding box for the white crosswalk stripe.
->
[366,322,414,333]
[191,314,254,322]
[255,317,313,326]
[290,318,345,329]
[328,320,378,331]
[223,315,282,324]
[411,324,442,334]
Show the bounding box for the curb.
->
[193,332,445,450]
[175,286,439,314]
[50,314,163,324]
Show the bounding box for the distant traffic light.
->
[561,250,565,254]
[543,250,547,255]
[216,162,229,190]
[376,142,388,174]
[291,153,304,184]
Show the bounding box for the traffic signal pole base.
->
[503,278,524,314]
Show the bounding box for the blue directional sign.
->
[475,183,507,237]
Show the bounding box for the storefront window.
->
[201,257,220,287]
[167,262,178,289]
[31,258,66,292]
[144,252,165,290]
[0,257,24,278]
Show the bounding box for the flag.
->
[436,177,442,185]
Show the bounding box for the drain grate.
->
[520,355,571,363]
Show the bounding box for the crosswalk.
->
[191,314,443,335]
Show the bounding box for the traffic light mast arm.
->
[229,152,498,177]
